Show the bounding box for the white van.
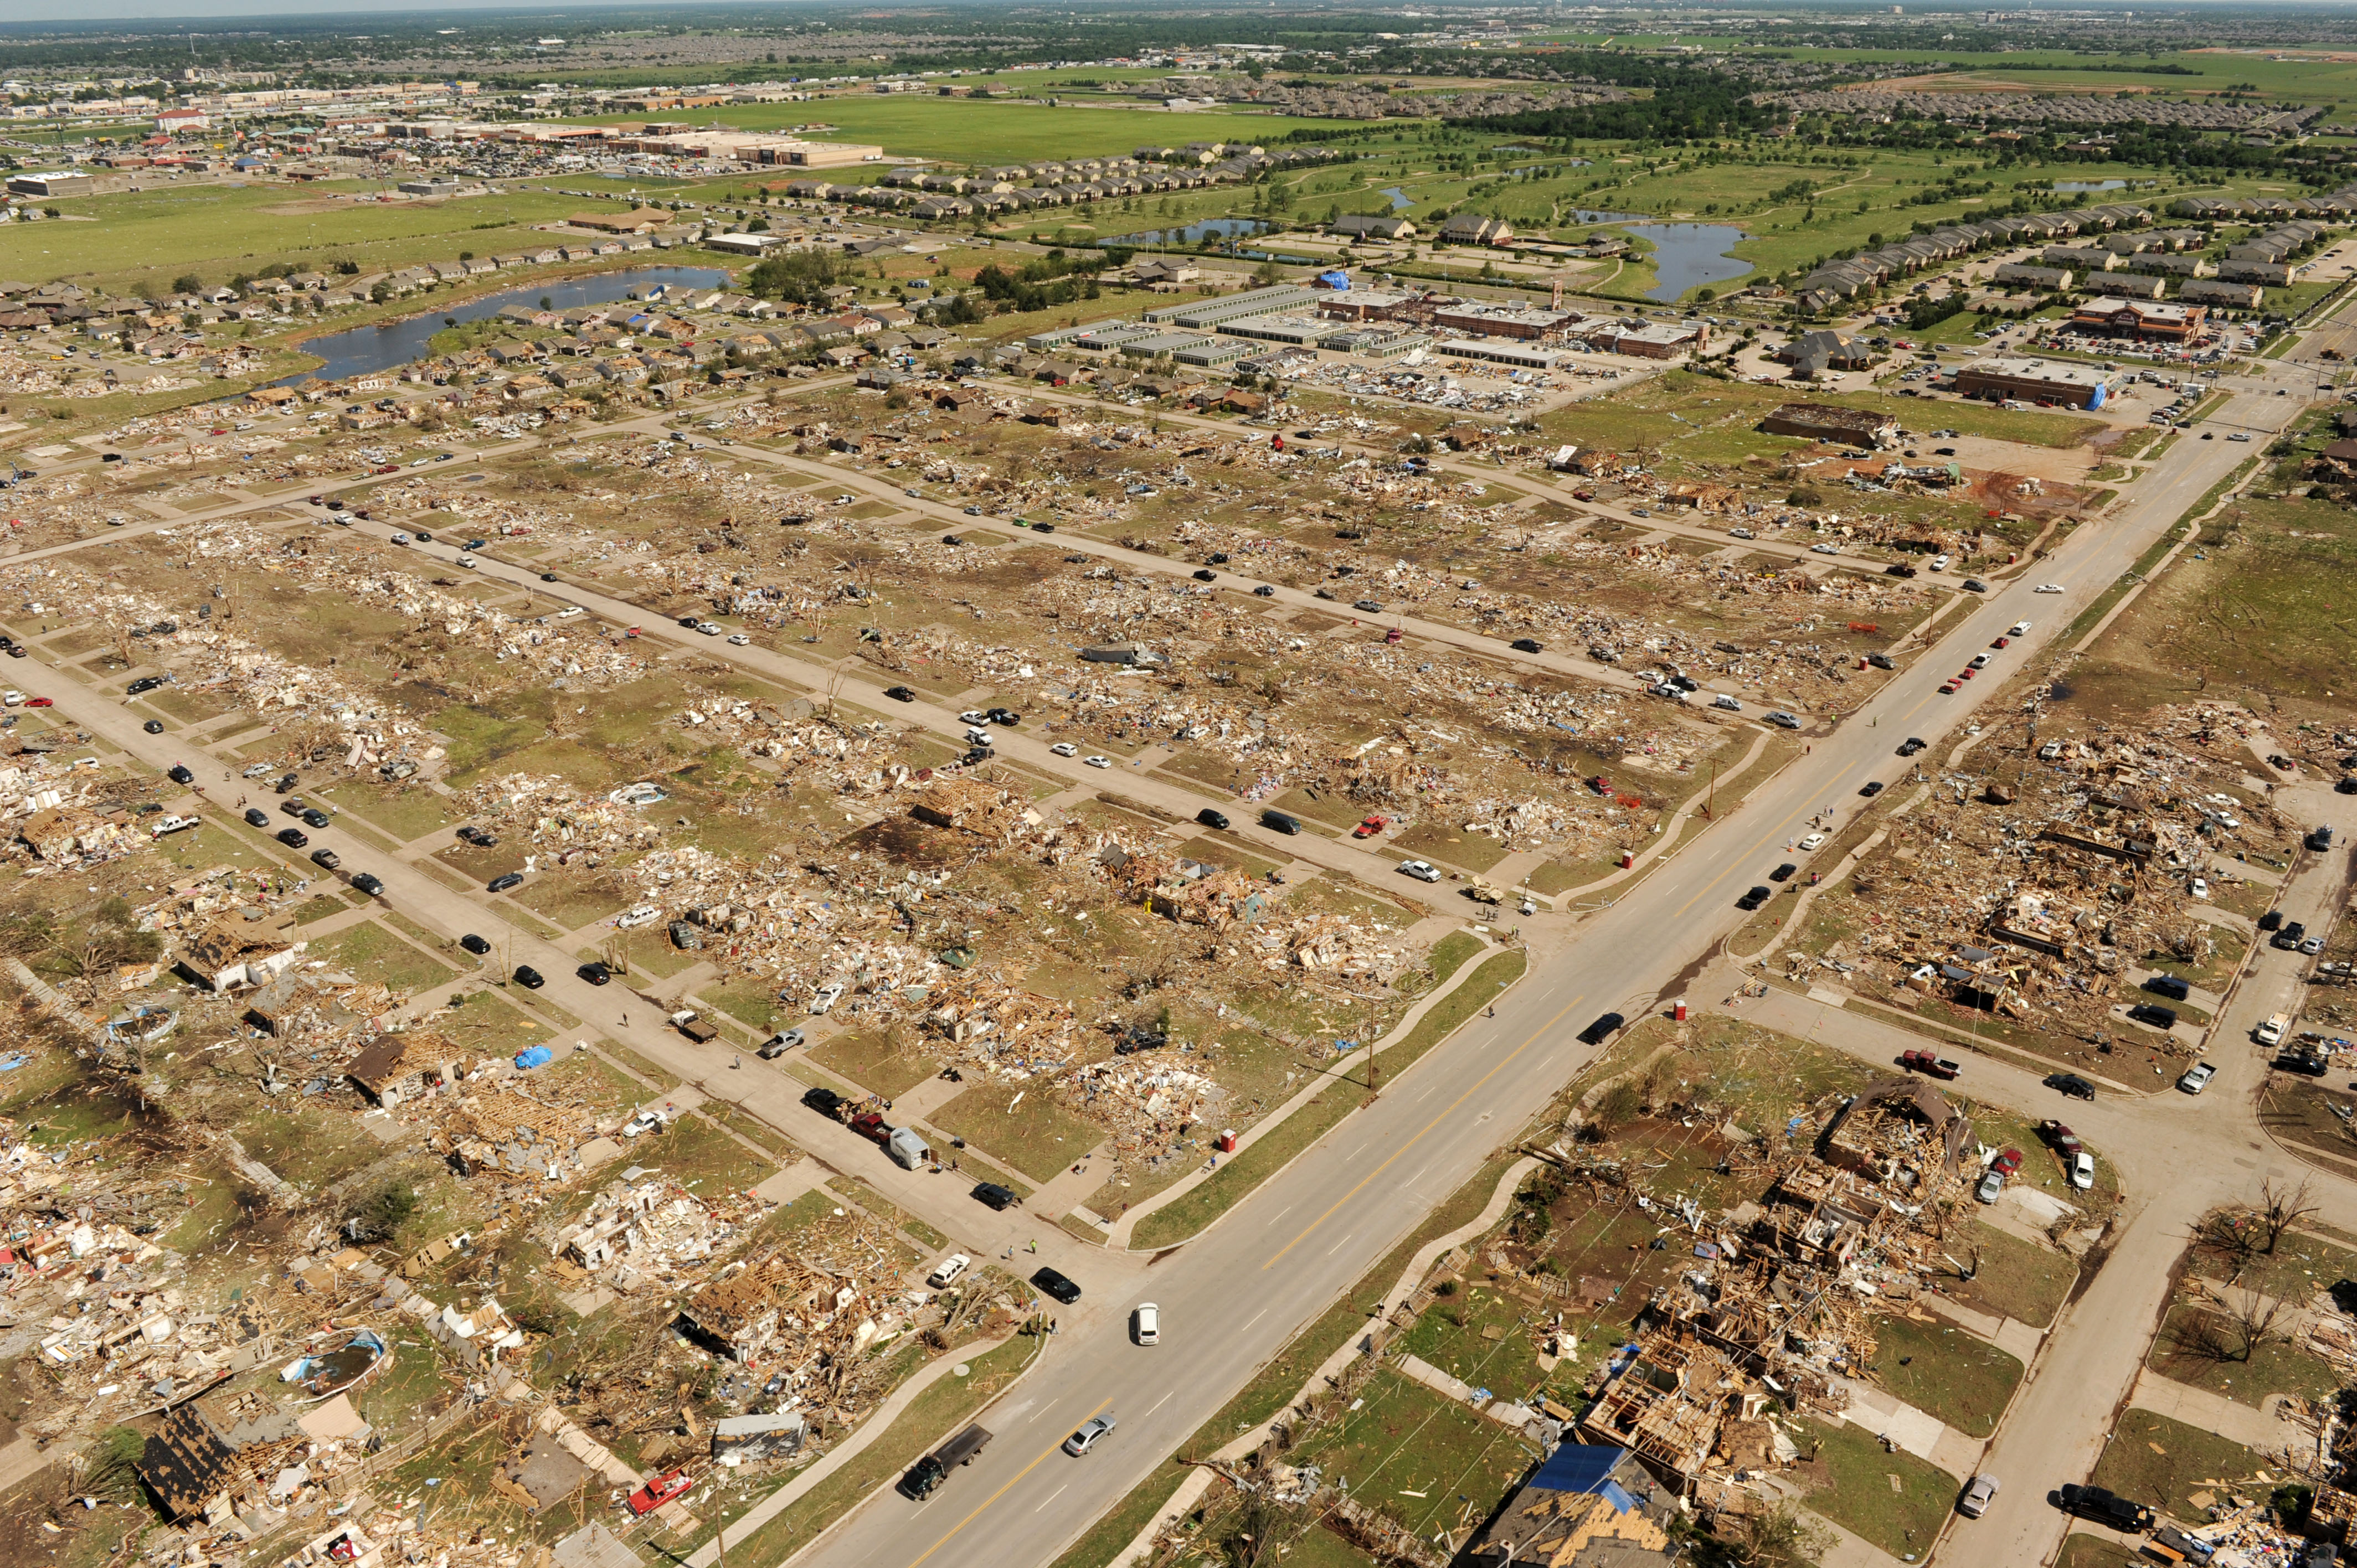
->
[1133,1303,1160,1346]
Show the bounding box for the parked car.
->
[1033,1266,1083,1304]
[350,873,384,896]
[1958,1474,1999,1519]
[757,1028,804,1058]
[627,1471,693,1517]
[276,827,308,848]
[2046,1072,2097,1101]
[577,961,614,986]
[1900,1050,1961,1080]
[1197,808,1230,829]
[973,1182,1019,1211]
[1975,1168,2005,1203]
[1768,862,1798,882]
[1134,1303,1161,1345]
[1510,638,1543,653]
[310,848,341,870]
[244,808,270,827]
[1398,859,1442,883]
[2178,1061,2216,1095]
[801,1086,843,1117]
[1577,1012,1625,1047]
[1735,885,1772,910]
[1898,737,1926,756]
[460,933,491,956]
[2057,1485,2152,1532]
[486,871,524,893]
[2070,1152,2095,1190]
[1352,814,1389,839]
[928,1254,972,1289]
[1261,809,1303,835]
[2142,974,2191,1001]
[513,965,545,990]
[2127,1003,2179,1030]
[884,685,916,702]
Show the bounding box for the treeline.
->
[1467,56,1769,143]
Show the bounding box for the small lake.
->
[2054,179,2128,193]
[1568,207,1655,225]
[1103,217,1269,247]
[279,264,730,385]
[1620,222,1751,303]
[1379,186,1414,210]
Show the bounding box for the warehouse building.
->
[1953,356,2111,409]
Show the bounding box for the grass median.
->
[1129,950,1528,1250]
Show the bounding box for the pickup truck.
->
[899,1425,992,1500]
[1899,1049,1961,1080]
[2035,1120,2082,1158]
[2256,1013,2291,1047]
[2057,1484,2152,1533]
[627,1469,694,1516]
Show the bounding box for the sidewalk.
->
[1826,1373,1983,1478]
[2128,1366,2314,1459]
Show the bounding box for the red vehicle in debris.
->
[1990,1147,2024,1176]
[1899,1049,1961,1080]
[1352,814,1390,839]
[627,1469,693,1516]
[1589,775,1613,795]
[847,1110,891,1146]
[2036,1120,2082,1158]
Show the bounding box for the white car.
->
[2034,582,2063,593]
[1050,741,1078,757]
[726,633,750,646]
[1930,553,1951,571]
[2069,1152,2094,1191]
[928,1254,972,1288]
[2009,621,2031,636]
[1799,832,1827,851]
[617,903,662,929]
[243,762,276,778]
[0,690,19,707]
[2189,877,2209,899]
[1083,754,1113,768]
[1711,693,1741,711]
[1728,527,1754,540]
[2179,1061,2216,1095]
[622,1107,668,1138]
[811,981,845,1015]
[1397,859,1442,883]
[390,532,411,546]
[965,727,994,746]
[696,621,722,636]
[150,814,197,837]
[556,606,585,620]
[1133,1303,1160,1346]
[1958,1474,1999,1519]
[2228,431,2252,442]
[456,554,477,568]
[1811,542,1840,555]
[959,710,989,724]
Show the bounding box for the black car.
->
[1253,585,1275,597]
[487,871,524,893]
[350,873,384,896]
[301,808,330,828]
[1032,1266,1083,1305]
[460,933,491,955]
[2057,1485,2153,1533]
[987,708,1021,726]
[540,572,558,582]
[578,961,613,986]
[1859,781,1885,797]
[884,685,917,702]
[1883,564,1918,578]
[2143,974,2192,1001]
[2127,1003,2179,1029]
[1030,523,1055,534]
[1670,674,1699,693]
[1736,885,1772,910]
[1960,579,1988,593]
[2339,776,2357,795]
[677,615,701,628]
[244,808,270,828]
[414,530,433,542]
[168,764,194,786]
[1192,569,1217,582]
[514,965,545,989]
[142,719,164,735]
[1769,862,1798,883]
[274,773,298,793]
[802,1085,844,1116]
[1197,808,1230,829]
[973,1182,1019,1211]
[277,827,309,848]
[310,848,341,870]
[1898,737,1926,756]
[1261,809,1303,835]
[1207,553,1229,564]
[2046,1072,2097,1101]
[941,534,964,546]
[2278,1050,2331,1077]
[2308,826,2336,852]
[2259,910,2283,932]
[1510,638,1543,653]
[1577,1012,1625,1047]
[126,675,167,694]
[4,646,22,658]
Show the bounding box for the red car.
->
[627,1469,693,1516]
[23,696,51,707]
[1991,636,2011,649]
[1990,1147,2024,1176]
[2036,1119,2082,1157]
[1900,1049,1961,1080]
[374,464,399,474]
[1958,668,1976,680]
[1939,680,1960,694]
[1352,814,1390,839]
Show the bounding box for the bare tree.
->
[2197,1205,2261,1283]
[2223,1287,2290,1364]
[1730,1502,1832,1568]
[2257,1177,2319,1256]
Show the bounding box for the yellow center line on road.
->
[1260,992,1585,1272]
[904,1397,1114,1568]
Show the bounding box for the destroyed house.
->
[1820,1076,1973,1189]
[1757,403,1898,450]
[1468,1445,1677,1568]
[681,1269,781,1361]
[344,1031,459,1106]
[910,778,1012,832]
[1758,1161,1883,1268]
[138,1389,308,1523]
[1666,1254,1833,1365]
[2036,826,2154,869]
[1575,1330,1745,1493]
[179,911,303,991]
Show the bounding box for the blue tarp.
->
[514,1046,553,1070]
[1527,1445,1629,1495]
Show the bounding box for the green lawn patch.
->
[807,1028,943,1100]
[825,1175,950,1251]
[928,1081,1105,1183]
[1793,1418,1957,1559]
[2148,1299,2340,1410]
[2090,1410,2269,1525]
[1427,931,1485,986]
[1948,1220,2079,1330]
[308,919,456,995]
[627,1111,776,1199]
[1388,820,1511,873]
[1288,1367,1526,1538]
[1866,1312,2023,1439]
[1130,950,1526,1249]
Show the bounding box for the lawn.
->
[928,1081,1105,1184]
[2148,1298,2340,1410]
[2090,1410,2271,1525]
[313,778,455,844]
[309,919,457,995]
[1865,1313,2024,1440]
[1946,1220,2080,1330]
[625,1111,776,1199]
[1793,1417,1958,1560]
[1286,1367,1529,1540]
[806,1027,943,1100]
[2057,1534,2143,1568]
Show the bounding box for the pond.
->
[277,264,731,385]
[1568,208,1654,225]
[1620,222,1751,303]
[1379,186,1415,210]
[1103,217,1269,246]
[2054,179,2128,193]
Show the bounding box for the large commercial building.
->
[2070,296,2205,341]
[1953,356,2111,409]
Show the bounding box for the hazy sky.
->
[0,0,673,23]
